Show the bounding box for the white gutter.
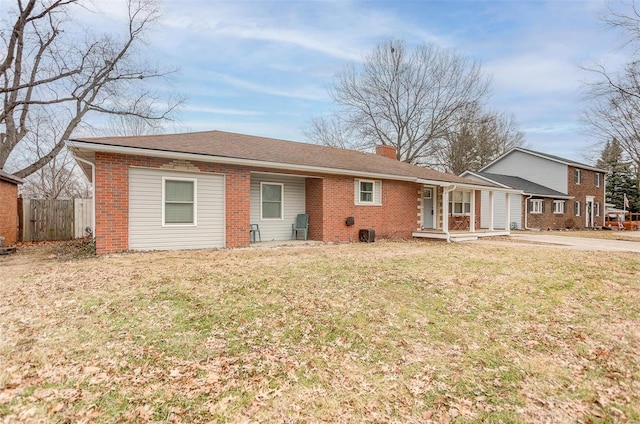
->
[442,185,457,243]
[524,195,534,230]
[72,155,96,238]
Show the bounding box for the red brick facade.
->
[524,166,606,230]
[0,179,19,246]
[94,152,423,254]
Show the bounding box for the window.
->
[594,202,600,217]
[552,200,565,214]
[574,169,582,185]
[355,179,382,205]
[530,199,544,214]
[261,182,283,219]
[574,200,581,216]
[595,173,601,187]
[449,191,471,215]
[424,188,432,199]
[163,178,196,225]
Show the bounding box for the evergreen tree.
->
[598,139,639,212]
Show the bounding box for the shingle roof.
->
[476,172,570,198]
[70,130,493,187]
[0,169,23,185]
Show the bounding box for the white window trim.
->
[162,177,197,227]
[575,169,582,185]
[595,173,601,188]
[355,179,382,206]
[575,201,581,217]
[424,188,432,199]
[449,190,471,216]
[552,200,565,214]
[530,199,543,214]
[594,202,600,217]
[260,182,284,220]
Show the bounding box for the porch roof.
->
[465,171,571,199]
[68,130,499,189]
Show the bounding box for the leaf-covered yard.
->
[1,240,639,423]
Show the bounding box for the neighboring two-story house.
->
[462,148,607,230]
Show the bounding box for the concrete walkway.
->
[481,232,640,253]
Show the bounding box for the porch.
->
[412,229,510,242]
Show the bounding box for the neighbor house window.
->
[163,178,196,225]
[595,173,601,187]
[574,200,581,216]
[449,191,471,215]
[261,182,283,219]
[355,179,382,205]
[530,199,544,214]
[552,200,565,214]
[574,169,582,184]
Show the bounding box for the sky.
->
[87,0,629,163]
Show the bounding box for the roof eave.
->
[67,140,430,183]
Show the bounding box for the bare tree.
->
[1,0,182,179]
[583,2,640,182]
[305,39,499,165]
[434,103,525,174]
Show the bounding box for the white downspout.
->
[443,185,457,242]
[72,156,95,238]
[524,195,534,230]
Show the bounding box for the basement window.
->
[163,178,197,225]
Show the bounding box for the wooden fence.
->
[19,198,93,242]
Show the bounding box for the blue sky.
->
[92,0,628,163]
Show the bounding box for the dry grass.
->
[513,229,640,242]
[1,240,639,423]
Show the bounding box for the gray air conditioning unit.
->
[359,228,375,243]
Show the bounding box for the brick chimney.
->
[375,145,397,160]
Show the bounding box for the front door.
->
[423,187,434,229]
[586,196,594,228]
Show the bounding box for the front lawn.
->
[1,241,638,422]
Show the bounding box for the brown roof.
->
[71,130,491,186]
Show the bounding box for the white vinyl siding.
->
[483,150,568,194]
[250,174,305,241]
[129,167,225,250]
[354,179,382,205]
[479,191,521,230]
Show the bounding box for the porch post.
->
[489,191,495,231]
[442,189,449,231]
[470,190,476,232]
[505,192,511,232]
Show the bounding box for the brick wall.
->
[94,153,422,253]
[0,180,18,246]
[316,175,419,242]
[94,153,251,254]
[522,167,606,230]
[567,166,605,228]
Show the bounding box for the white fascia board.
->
[458,171,512,189]
[66,140,421,183]
[417,177,522,193]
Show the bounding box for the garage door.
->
[129,167,225,250]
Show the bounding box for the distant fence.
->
[18,198,93,242]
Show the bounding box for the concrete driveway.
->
[479,232,640,253]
